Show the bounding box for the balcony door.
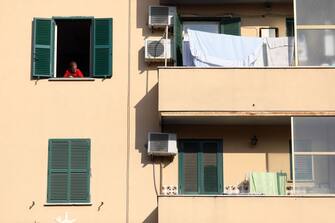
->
[178,139,223,194]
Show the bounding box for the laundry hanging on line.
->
[184,30,295,67]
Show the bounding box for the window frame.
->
[178,139,223,195]
[32,16,113,79]
[259,27,279,38]
[47,138,91,204]
[52,17,94,78]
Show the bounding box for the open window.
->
[55,19,91,77]
[32,17,113,79]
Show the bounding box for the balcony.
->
[158,195,335,223]
[158,67,335,117]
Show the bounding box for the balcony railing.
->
[158,195,335,223]
[158,67,335,115]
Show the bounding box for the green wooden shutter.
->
[286,18,295,37]
[179,140,223,195]
[93,18,113,78]
[32,18,55,78]
[48,139,90,203]
[202,142,220,193]
[70,139,90,202]
[48,140,70,203]
[179,142,200,194]
[173,14,183,66]
[220,18,241,36]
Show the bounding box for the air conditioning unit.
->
[148,132,177,156]
[145,38,172,61]
[148,5,176,28]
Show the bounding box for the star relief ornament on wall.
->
[55,212,76,223]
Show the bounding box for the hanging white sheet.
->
[266,37,295,67]
[188,30,264,67]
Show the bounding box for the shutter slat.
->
[35,20,52,45]
[49,173,68,201]
[71,140,89,170]
[70,173,89,201]
[32,18,54,78]
[50,141,69,169]
[93,18,113,78]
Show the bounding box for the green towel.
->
[277,172,287,195]
[250,172,287,195]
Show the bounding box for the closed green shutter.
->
[220,18,241,36]
[179,142,200,193]
[93,18,113,78]
[32,18,55,78]
[202,142,221,193]
[48,139,90,203]
[174,14,183,66]
[179,140,223,194]
[48,140,70,203]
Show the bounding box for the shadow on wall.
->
[136,0,168,74]
[143,207,158,223]
[134,84,160,166]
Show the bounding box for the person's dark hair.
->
[69,61,77,68]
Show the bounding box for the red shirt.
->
[64,69,84,78]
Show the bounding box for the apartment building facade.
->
[1,0,335,222]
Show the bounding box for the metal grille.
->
[149,133,169,152]
[147,40,165,58]
[150,7,169,25]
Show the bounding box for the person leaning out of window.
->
[64,61,84,78]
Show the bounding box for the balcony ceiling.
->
[162,116,291,125]
[160,0,292,4]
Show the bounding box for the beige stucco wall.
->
[159,196,335,223]
[0,0,325,223]
[159,68,335,112]
[0,0,129,222]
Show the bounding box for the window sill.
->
[44,203,93,206]
[48,78,95,81]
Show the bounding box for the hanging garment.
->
[182,22,219,66]
[188,30,264,67]
[266,37,295,66]
[182,41,195,66]
[249,172,287,195]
